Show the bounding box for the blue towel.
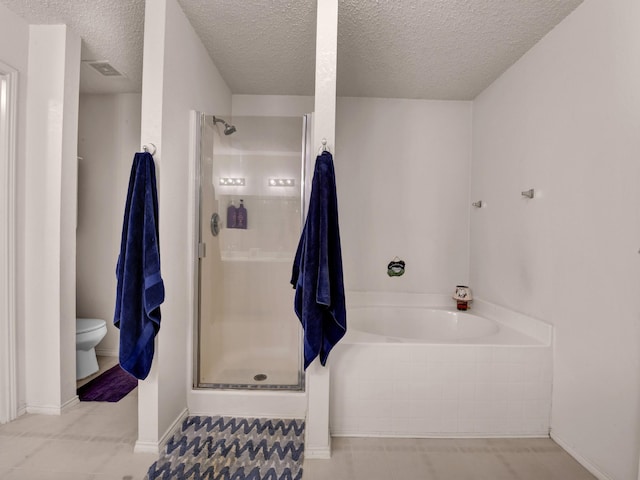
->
[291,151,346,369]
[114,152,164,380]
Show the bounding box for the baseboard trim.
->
[134,407,189,454]
[26,396,78,415]
[133,440,161,454]
[304,446,332,459]
[95,348,119,358]
[550,431,613,480]
[304,436,332,459]
[331,432,550,439]
[159,407,189,449]
[26,405,60,415]
[62,395,80,412]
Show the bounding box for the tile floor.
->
[304,437,597,480]
[0,357,155,480]
[0,357,597,480]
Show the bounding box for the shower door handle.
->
[210,212,221,236]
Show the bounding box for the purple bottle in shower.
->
[226,200,237,229]
[236,199,248,229]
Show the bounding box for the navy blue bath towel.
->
[291,151,346,369]
[114,152,164,380]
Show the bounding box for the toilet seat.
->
[77,318,106,334]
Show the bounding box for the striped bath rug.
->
[146,416,305,480]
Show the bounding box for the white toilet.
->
[76,318,108,380]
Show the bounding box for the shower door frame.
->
[0,61,18,424]
[191,112,310,392]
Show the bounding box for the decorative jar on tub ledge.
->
[453,285,472,310]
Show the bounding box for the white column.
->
[135,0,167,452]
[24,25,80,414]
[313,0,338,155]
[305,0,338,459]
[305,360,332,458]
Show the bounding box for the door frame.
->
[0,60,18,424]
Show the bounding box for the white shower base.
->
[200,347,300,387]
[191,342,305,419]
[189,378,307,419]
[198,311,302,389]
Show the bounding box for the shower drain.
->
[253,373,268,382]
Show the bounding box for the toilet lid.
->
[77,318,106,334]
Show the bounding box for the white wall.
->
[336,97,472,297]
[231,95,313,117]
[23,24,81,412]
[77,93,142,355]
[471,1,640,479]
[138,0,232,450]
[0,3,29,415]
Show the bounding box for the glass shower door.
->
[195,113,307,390]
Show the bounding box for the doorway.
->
[193,113,310,390]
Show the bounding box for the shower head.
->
[212,116,237,135]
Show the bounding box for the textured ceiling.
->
[0,0,144,94]
[0,0,583,100]
[337,0,584,100]
[177,0,317,96]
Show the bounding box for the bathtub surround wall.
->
[333,342,551,437]
[471,1,640,479]
[335,97,472,295]
[138,0,232,452]
[331,301,552,438]
[77,93,142,356]
[23,25,81,414]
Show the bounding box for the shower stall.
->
[193,113,311,392]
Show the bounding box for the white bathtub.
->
[330,299,553,438]
[345,306,541,345]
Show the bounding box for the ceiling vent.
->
[86,61,123,77]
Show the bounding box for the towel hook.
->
[521,189,535,199]
[318,138,329,154]
[142,143,156,155]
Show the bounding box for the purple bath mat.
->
[78,364,138,402]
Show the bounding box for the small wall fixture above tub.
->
[521,189,535,199]
[387,257,405,277]
[472,200,484,208]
